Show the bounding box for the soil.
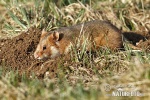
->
[0,27,65,79]
[0,27,150,79]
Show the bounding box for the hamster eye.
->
[43,46,46,50]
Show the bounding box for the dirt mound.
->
[0,28,61,78]
[0,28,39,67]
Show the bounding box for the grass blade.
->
[8,11,27,29]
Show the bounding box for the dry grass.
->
[0,0,150,99]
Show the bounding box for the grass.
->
[0,0,150,99]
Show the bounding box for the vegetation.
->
[0,0,150,99]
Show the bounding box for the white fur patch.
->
[56,41,60,46]
[50,46,60,58]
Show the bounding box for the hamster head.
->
[34,30,60,59]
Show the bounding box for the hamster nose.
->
[34,53,38,59]
[34,52,40,59]
[34,52,43,59]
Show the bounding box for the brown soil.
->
[0,27,150,79]
[0,28,65,78]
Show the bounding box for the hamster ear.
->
[41,29,48,37]
[52,31,60,41]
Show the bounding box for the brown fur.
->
[34,20,123,59]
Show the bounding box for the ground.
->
[0,0,150,99]
[0,28,57,78]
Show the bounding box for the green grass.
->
[0,0,150,99]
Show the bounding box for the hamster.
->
[34,20,123,59]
